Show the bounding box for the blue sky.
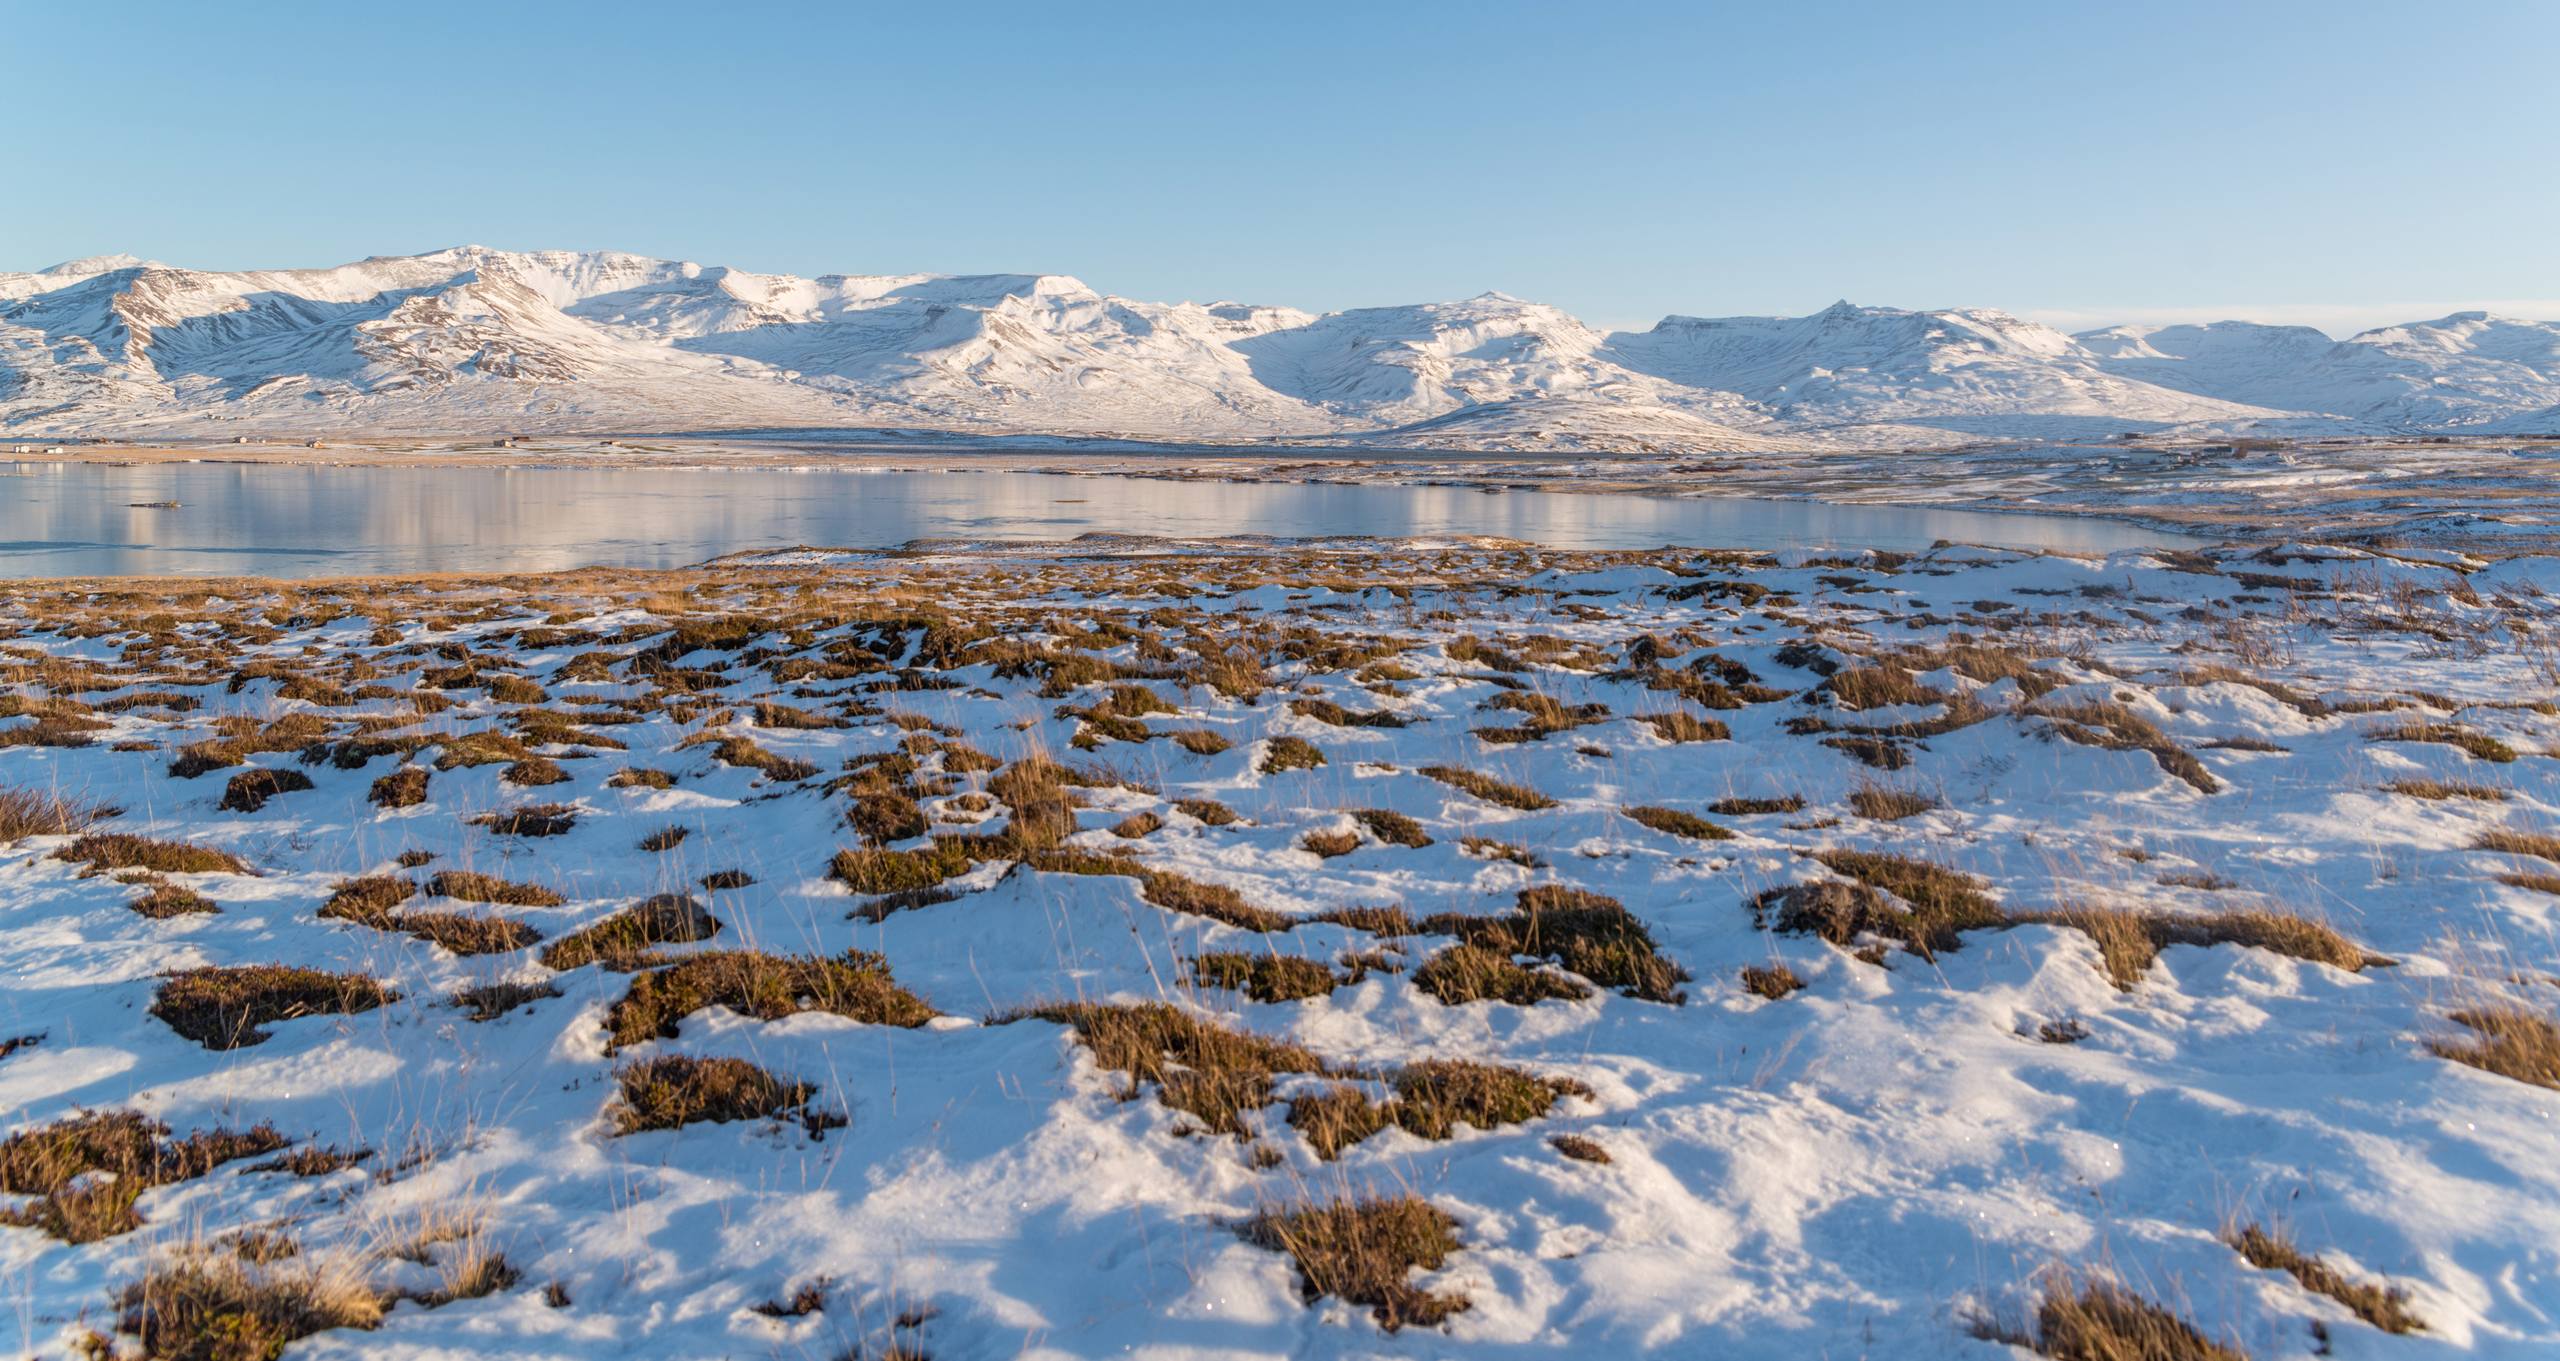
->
[7,1,2554,333]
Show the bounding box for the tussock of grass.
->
[1622,804,1734,842]
[1025,847,1289,931]
[1241,1195,1468,1332]
[1847,782,1938,820]
[1259,735,1329,773]
[1739,963,1804,999]
[451,979,562,1021]
[1709,794,1805,816]
[1350,808,1431,848]
[1639,710,1730,742]
[1418,887,1687,1003]
[427,870,565,907]
[2381,777,2506,801]
[115,1251,387,1359]
[1457,836,1541,867]
[2031,699,2221,793]
[57,833,250,876]
[0,1111,288,1241]
[2229,1223,2423,1334]
[1994,1274,2247,1361]
[1174,796,1241,826]
[608,767,677,789]
[1800,852,2006,957]
[132,883,219,918]
[1412,943,1592,1005]
[320,875,417,922]
[831,841,974,895]
[1290,698,1408,729]
[2368,721,2517,763]
[1302,828,1361,858]
[2026,904,2386,989]
[1815,664,1948,711]
[1027,1001,1322,1136]
[1550,1133,1611,1163]
[1416,765,1556,811]
[151,966,398,1049]
[541,895,722,971]
[603,949,933,1052]
[0,785,114,843]
[612,1055,830,1134]
[2428,1006,2560,1089]
[2473,828,2560,863]
[368,766,429,808]
[474,802,578,836]
[1192,951,1353,1002]
[1289,1059,1585,1158]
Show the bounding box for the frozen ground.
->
[0,540,2556,1358]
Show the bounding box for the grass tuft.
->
[150,967,396,1049]
[1241,1196,1469,1332]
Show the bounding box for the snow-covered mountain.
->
[5,247,2556,447]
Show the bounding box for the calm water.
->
[0,463,2195,577]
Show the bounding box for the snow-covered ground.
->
[7,247,2558,448]
[1,540,2557,1359]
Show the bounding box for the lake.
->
[0,462,2196,577]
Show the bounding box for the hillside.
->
[6,248,2557,448]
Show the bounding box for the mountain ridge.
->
[6,247,2556,448]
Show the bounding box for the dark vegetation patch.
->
[2229,1222,2423,1334]
[542,895,722,971]
[613,1055,837,1136]
[1350,808,1431,848]
[1417,887,1686,1003]
[1549,1133,1611,1164]
[0,785,114,843]
[1416,765,1556,811]
[1979,1273,2246,1361]
[1639,710,1729,743]
[1191,951,1358,1002]
[57,834,250,876]
[1739,964,1804,999]
[2024,905,2388,988]
[1259,736,1329,774]
[2428,1006,2560,1089]
[474,803,578,837]
[151,966,396,1049]
[0,1110,288,1241]
[603,950,933,1052]
[2030,699,2220,794]
[451,980,562,1021]
[1024,848,1289,931]
[1287,1060,1586,1159]
[131,883,219,918]
[2382,778,2507,801]
[1847,781,1939,821]
[1025,1001,1322,1137]
[1240,1195,1468,1332]
[2367,721,2517,763]
[368,766,429,808]
[217,767,315,813]
[427,870,565,907]
[1708,794,1805,816]
[1622,805,1734,842]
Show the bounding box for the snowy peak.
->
[4,248,2558,445]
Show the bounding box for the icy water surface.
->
[0,462,2195,576]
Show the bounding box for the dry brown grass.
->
[0,1110,287,1242]
[2031,699,2221,794]
[131,883,219,918]
[1350,808,1431,848]
[368,766,429,808]
[1417,764,1556,811]
[1993,1273,2246,1361]
[1302,828,1362,858]
[540,894,721,970]
[2428,1006,2560,1089]
[1259,735,1329,773]
[426,870,565,907]
[57,833,250,876]
[1639,710,1730,742]
[2026,905,2387,989]
[2473,828,2560,864]
[1287,1059,1586,1159]
[1739,963,1805,999]
[603,949,934,1052]
[1241,1195,1468,1332]
[1847,781,1938,820]
[2228,1222,2422,1334]
[115,1250,387,1360]
[612,1055,833,1135]
[2381,777,2507,801]
[1418,887,1687,1003]
[1549,1133,1611,1164]
[451,979,562,1021]
[1024,848,1289,931]
[0,784,114,843]
[1796,852,2008,957]
[150,966,397,1049]
[1708,794,1805,816]
[1192,951,1351,1002]
[2367,721,2518,763]
[1027,1001,1323,1137]
[1622,805,1735,842]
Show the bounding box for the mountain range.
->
[5,247,2555,449]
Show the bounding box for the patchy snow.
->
[0,542,2554,1357]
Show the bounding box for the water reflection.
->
[0,464,2192,578]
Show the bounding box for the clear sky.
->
[7,0,2554,334]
